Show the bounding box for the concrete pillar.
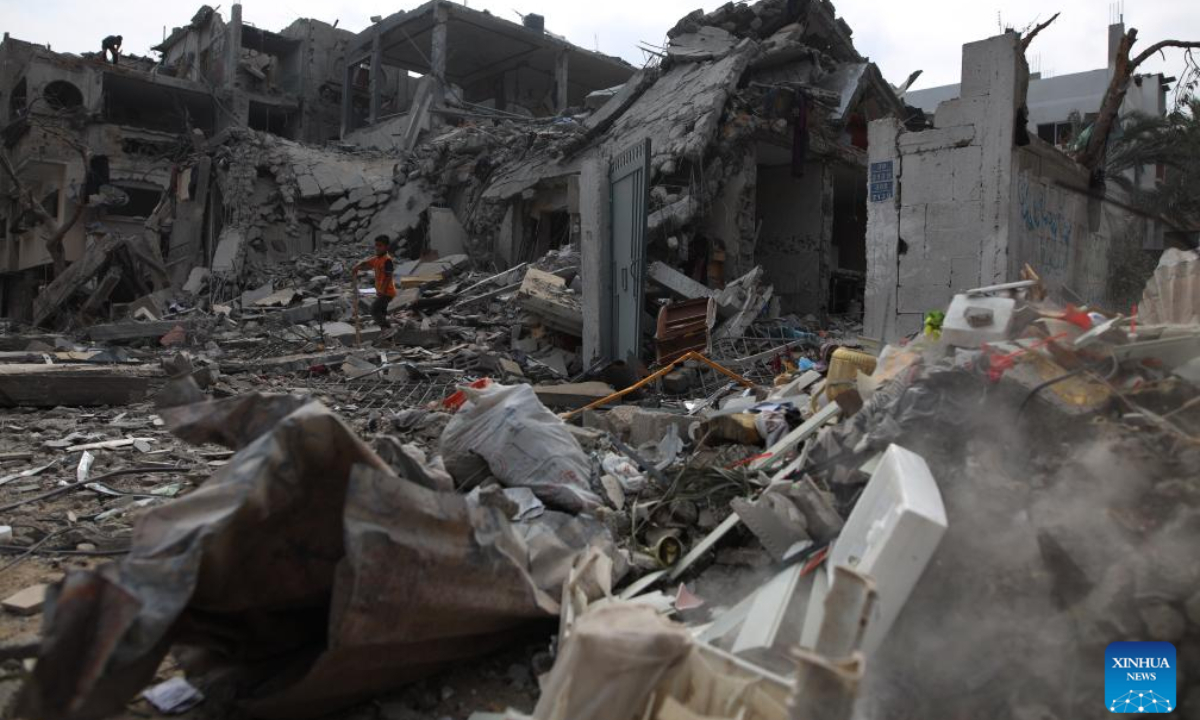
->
[226,4,243,90]
[968,33,1025,286]
[1107,22,1125,75]
[863,117,902,343]
[555,50,570,113]
[340,61,354,139]
[369,33,383,125]
[430,1,449,85]
[580,150,612,366]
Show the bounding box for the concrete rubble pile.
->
[0,244,1194,719]
[1,0,1199,719]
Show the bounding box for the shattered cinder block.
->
[517,268,583,336]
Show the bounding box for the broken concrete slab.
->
[88,320,194,344]
[211,228,245,275]
[253,288,302,308]
[583,406,701,446]
[0,364,153,407]
[182,267,211,295]
[429,207,469,256]
[534,382,616,410]
[219,350,356,375]
[2,584,48,616]
[666,26,738,62]
[365,183,433,241]
[648,261,716,302]
[518,268,583,336]
[731,493,811,563]
[32,233,125,327]
[391,328,443,348]
[323,322,381,346]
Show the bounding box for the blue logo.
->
[1106,642,1176,713]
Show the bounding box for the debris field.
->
[1,1,1200,719]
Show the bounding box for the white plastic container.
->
[800,443,948,655]
[941,294,1015,347]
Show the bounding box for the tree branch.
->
[1131,40,1200,70]
[1078,32,1200,172]
[1021,13,1061,52]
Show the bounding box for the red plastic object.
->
[441,378,493,411]
[726,453,771,469]
[800,546,829,577]
[980,332,1069,383]
[1060,305,1093,330]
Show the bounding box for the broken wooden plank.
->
[66,438,154,452]
[0,364,153,408]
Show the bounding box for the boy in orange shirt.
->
[353,236,397,329]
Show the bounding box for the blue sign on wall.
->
[870,160,894,202]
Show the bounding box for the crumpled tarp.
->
[23,392,614,720]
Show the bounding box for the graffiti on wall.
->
[1017,175,1072,275]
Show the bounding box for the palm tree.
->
[1104,98,1200,231]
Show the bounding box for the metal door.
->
[609,138,651,363]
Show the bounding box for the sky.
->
[1,0,1197,94]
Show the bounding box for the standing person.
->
[353,236,396,329]
[102,35,123,65]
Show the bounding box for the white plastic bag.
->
[441,383,601,513]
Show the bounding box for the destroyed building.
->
[1,2,1199,720]
[2,0,905,359]
[0,4,393,320]
[339,1,637,147]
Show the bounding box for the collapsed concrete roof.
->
[466,0,905,221]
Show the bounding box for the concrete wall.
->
[281,18,389,144]
[2,46,105,118]
[580,150,612,366]
[755,162,829,316]
[865,33,1026,340]
[865,31,1158,342]
[160,13,230,85]
[704,146,757,282]
[1010,140,1153,311]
